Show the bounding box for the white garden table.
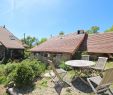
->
[65,60,95,85]
[65,60,95,67]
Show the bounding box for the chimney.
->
[3,25,5,28]
[77,30,84,34]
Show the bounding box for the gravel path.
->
[24,78,90,95]
[0,85,6,95]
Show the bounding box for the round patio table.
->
[65,60,95,67]
[65,60,95,85]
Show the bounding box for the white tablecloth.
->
[65,60,95,67]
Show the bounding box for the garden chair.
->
[87,68,113,95]
[47,60,70,87]
[48,69,67,82]
[91,57,108,71]
[81,55,90,60]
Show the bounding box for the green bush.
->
[24,51,31,58]
[4,63,17,76]
[0,59,47,87]
[59,61,72,71]
[0,76,7,84]
[27,60,41,77]
[29,63,40,77]
[73,51,82,59]
[0,64,9,85]
[37,61,46,75]
[0,65,5,76]
[22,59,46,77]
[13,63,34,88]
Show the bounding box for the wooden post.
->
[10,50,13,58]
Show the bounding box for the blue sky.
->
[0,0,113,39]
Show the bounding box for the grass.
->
[36,78,50,88]
[105,61,113,89]
[67,70,75,79]
[105,61,113,69]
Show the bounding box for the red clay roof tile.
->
[0,27,24,49]
[30,33,86,54]
[88,32,113,53]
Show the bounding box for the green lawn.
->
[105,61,113,69]
[105,62,113,89]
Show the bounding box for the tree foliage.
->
[38,38,47,45]
[105,25,113,32]
[86,26,100,34]
[21,36,38,48]
[59,31,64,35]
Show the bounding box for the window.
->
[9,35,15,40]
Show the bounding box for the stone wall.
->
[33,52,71,65]
[54,54,71,64]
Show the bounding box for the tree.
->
[38,38,47,45]
[91,26,100,33]
[59,31,64,35]
[86,26,100,34]
[21,36,38,48]
[86,30,93,34]
[105,25,113,32]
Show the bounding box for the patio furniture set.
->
[45,55,113,95]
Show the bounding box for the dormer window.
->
[9,35,15,40]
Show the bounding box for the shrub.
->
[30,64,39,77]
[0,76,7,84]
[4,63,17,76]
[0,65,7,85]
[7,59,13,63]
[81,51,88,55]
[59,61,72,71]
[22,59,46,77]
[0,59,47,87]
[28,60,41,77]
[73,51,82,59]
[0,64,5,76]
[13,63,34,88]
[37,61,46,75]
[24,51,31,58]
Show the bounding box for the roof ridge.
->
[49,32,85,40]
[88,32,113,37]
[0,27,24,49]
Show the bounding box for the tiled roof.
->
[88,32,113,53]
[0,27,24,49]
[30,33,86,54]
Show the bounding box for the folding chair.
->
[91,57,108,71]
[47,60,70,87]
[48,68,66,83]
[87,68,113,95]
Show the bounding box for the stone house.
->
[30,31,86,63]
[0,26,24,63]
[30,30,113,63]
